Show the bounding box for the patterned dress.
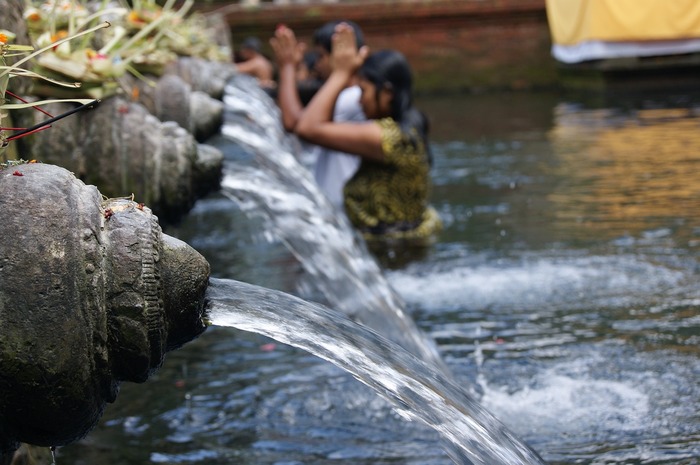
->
[343,117,440,239]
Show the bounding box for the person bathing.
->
[294,23,441,239]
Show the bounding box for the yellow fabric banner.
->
[546,0,700,45]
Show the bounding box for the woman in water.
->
[295,23,440,240]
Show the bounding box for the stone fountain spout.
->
[0,162,210,458]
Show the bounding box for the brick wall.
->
[195,0,557,93]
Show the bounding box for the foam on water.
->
[387,254,687,312]
[473,344,700,463]
[481,370,649,435]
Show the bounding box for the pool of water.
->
[58,86,700,465]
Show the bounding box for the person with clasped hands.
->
[294,23,441,240]
[270,21,366,210]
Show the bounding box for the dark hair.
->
[303,50,320,70]
[241,36,262,53]
[313,20,365,53]
[359,49,432,163]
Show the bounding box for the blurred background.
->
[47,1,700,464]
[189,0,700,94]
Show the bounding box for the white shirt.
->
[311,85,364,209]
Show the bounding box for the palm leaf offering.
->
[23,0,230,99]
[1,26,98,150]
[1,0,232,150]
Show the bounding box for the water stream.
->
[205,277,545,465]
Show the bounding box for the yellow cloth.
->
[343,118,441,241]
[344,118,430,231]
[546,0,700,45]
[362,205,443,242]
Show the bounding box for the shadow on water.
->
[57,78,700,464]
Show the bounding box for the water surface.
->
[58,86,700,464]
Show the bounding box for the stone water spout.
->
[12,97,222,224]
[123,73,225,142]
[0,163,210,458]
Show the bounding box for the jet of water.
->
[205,277,546,465]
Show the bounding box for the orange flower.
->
[86,49,106,60]
[0,33,7,44]
[50,30,68,43]
[128,11,144,23]
[26,12,41,22]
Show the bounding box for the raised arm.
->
[269,25,306,131]
[295,24,385,161]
